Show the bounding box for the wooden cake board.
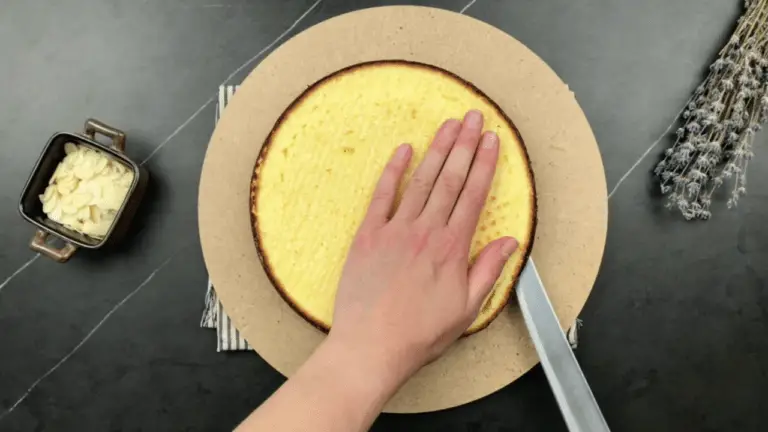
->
[199,6,607,413]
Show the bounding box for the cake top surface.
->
[251,61,536,335]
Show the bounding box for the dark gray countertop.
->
[2,0,767,430]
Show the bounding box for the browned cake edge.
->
[249,60,538,336]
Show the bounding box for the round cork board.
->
[199,6,607,413]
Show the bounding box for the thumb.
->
[466,237,518,313]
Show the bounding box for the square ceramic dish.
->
[19,119,149,262]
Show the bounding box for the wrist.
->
[315,332,416,402]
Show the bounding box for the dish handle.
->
[30,230,78,263]
[83,118,126,152]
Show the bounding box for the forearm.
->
[237,335,408,432]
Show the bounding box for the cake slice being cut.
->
[251,61,536,335]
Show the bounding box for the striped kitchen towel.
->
[200,85,250,352]
[200,85,583,352]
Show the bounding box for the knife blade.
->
[516,259,610,432]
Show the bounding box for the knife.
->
[517,259,610,432]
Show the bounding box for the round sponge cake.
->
[251,61,536,335]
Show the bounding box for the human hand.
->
[328,110,519,388]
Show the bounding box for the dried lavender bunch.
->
[655,0,768,220]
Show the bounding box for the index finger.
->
[419,110,484,225]
[447,131,499,239]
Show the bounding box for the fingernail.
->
[465,110,483,128]
[501,238,518,259]
[396,144,411,160]
[481,131,498,149]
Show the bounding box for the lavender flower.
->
[655,0,765,220]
